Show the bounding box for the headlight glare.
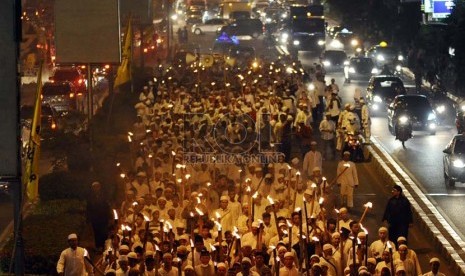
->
[453,159,465,168]
[373,95,382,103]
[428,113,436,120]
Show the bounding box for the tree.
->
[446,0,465,93]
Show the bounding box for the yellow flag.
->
[114,19,132,88]
[24,63,43,201]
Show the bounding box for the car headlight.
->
[428,113,436,120]
[429,122,437,129]
[330,39,343,48]
[281,33,289,39]
[317,40,325,46]
[395,65,402,72]
[344,60,349,66]
[265,17,272,23]
[398,55,404,61]
[377,54,385,61]
[351,39,359,47]
[453,159,465,168]
[349,67,355,73]
[322,60,330,66]
[281,13,287,18]
[398,116,409,124]
[373,95,382,103]
[371,68,379,74]
[293,40,300,45]
[436,105,446,114]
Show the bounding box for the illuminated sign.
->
[432,0,454,18]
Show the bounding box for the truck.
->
[218,1,253,20]
[286,4,326,56]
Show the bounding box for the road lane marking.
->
[427,193,465,196]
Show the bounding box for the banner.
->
[114,19,132,88]
[24,63,43,201]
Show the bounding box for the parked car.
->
[443,134,465,186]
[366,75,406,112]
[191,18,229,35]
[49,66,86,92]
[344,57,378,82]
[42,81,81,113]
[218,18,263,38]
[387,94,437,135]
[20,104,60,139]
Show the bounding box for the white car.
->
[191,18,229,35]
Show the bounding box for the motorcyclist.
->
[380,65,392,75]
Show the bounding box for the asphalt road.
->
[186,30,455,273]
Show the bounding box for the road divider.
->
[368,137,465,276]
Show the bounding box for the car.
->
[20,104,61,139]
[443,134,465,186]
[344,57,378,82]
[387,94,437,135]
[42,81,82,113]
[332,30,361,49]
[191,18,229,35]
[49,66,86,92]
[366,75,406,112]
[186,10,203,24]
[365,44,404,68]
[218,18,263,38]
[320,50,347,72]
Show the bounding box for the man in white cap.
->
[236,257,260,276]
[212,195,234,232]
[303,141,323,179]
[57,233,94,276]
[279,252,299,275]
[159,252,178,275]
[360,99,371,141]
[319,112,336,160]
[393,244,416,276]
[394,236,421,275]
[369,227,396,262]
[337,152,359,208]
[320,243,340,276]
[423,257,445,276]
[242,222,260,249]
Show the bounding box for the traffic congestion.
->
[4,0,465,275]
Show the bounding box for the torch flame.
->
[166,221,173,229]
[171,151,176,156]
[335,209,340,214]
[252,191,259,199]
[195,207,204,216]
[296,171,301,176]
[176,164,182,169]
[190,239,194,248]
[210,243,216,251]
[185,174,191,180]
[132,202,138,206]
[113,209,118,220]
[143,215,150,222]
[387,242,392,249]
[295,207,301,212]
[286,220,292,227]
[311,183,317,188]
[267,195,274,205]
[120,173,126,178]
[312,236,320,242]
[214,221,222,231]
[322,177,327,181]
[344,163,351,168]
[155,244,161,251]
[215,212,221,219]
[364,202,373,208]
[319,197,324,205]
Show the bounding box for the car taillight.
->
[51,122,57,129]
[70,93,75,98]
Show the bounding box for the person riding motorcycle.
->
[380,64,392,75]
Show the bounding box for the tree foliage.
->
[446,0,465,92]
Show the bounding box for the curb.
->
[367,138,465,276]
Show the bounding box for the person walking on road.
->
[382,184,413,245]
[423,257,445,276]
[86,181,111,251]
[319,112,336,160]
[57,234,94,276]
[360,99,371,141]
[337,151,359,208]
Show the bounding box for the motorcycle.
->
[395,115,413,148]
[342,131,365,162]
